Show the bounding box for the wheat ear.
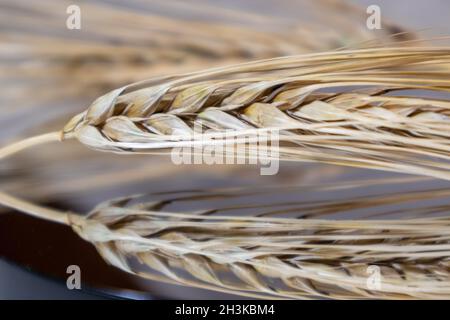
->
[0,137,449,299]
[67,184,450,300]
[60,47,450,180]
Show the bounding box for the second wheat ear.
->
[0,47,449,299]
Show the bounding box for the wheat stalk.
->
[60,47,450,180]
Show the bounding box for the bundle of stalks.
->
[1,1,448,300]
[0,46,449,299]
[60,47,450,180]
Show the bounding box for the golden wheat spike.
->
[0,173,449,299]
[60,47,450,180]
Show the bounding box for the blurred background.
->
[0,0,449,299]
